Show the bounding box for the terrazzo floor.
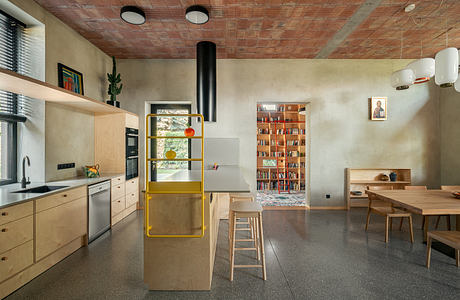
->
[6,209,460,299]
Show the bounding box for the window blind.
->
[0,10,32,122]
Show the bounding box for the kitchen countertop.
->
[162,165,250,193]
[0,173,123,209]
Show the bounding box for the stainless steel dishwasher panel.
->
[88,180,111,243]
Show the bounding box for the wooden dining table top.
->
[366,190,460,216]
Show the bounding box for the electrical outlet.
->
[57,163,75,170]
[326,194,331,199]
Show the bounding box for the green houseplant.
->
[106,56,123,107]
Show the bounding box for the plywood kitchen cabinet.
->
[35,196,87,261]
[95,113,140,225]
[0,187,88,299]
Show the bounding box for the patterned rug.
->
[257,192,306,207]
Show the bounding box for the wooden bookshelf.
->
[345,168,411,209]
[257,103,306,194]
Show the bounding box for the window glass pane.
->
[0,121,13,182]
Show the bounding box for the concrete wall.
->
[440,88,460,185]
[118,59,440,207]
[8,0,111,181]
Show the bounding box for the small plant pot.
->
[107,100,120,108]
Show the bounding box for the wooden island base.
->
[144,192,219,290]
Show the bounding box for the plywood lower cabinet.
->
[35,197,87,261]
[111,176,139,226]
[0,186,88,299]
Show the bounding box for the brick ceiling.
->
[34,0,460,59]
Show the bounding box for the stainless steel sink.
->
[12,185,69,193]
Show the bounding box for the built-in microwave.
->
[126,128,138,180]
[126,128,138,157]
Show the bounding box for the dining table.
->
[366,189,460,242]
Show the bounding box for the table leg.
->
[456,215,460,231]
[424,216,429,242]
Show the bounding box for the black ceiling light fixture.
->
[185,5,209,25]
[120,6,146,25]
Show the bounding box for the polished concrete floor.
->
[6,209,460,299]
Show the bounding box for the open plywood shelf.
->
[0,67,134,115]
[345,168,411,209]
[257,103,306,194]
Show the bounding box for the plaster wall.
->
[9,0,111,181]
[118,59,440,207]
[440,88,460,186]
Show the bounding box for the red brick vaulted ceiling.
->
[34,0,460,59]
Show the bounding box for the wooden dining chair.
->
[432,186,460,230]
[365,185,414,243]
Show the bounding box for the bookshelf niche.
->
[257,103,306,194]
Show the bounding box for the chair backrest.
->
[404,185,427,190]
[367,185,393,207]
[441,185,460,191]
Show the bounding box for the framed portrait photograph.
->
[370,97,387,121]
[58,63,84,95]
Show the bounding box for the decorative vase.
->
[389,172,397,182]
[165,150,176,159]
[381,174,389,181]
[184,127,195,137]
[106,100,120,108]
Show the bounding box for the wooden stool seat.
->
[426,231,460,268]
[229,201,266,281]
[230,201,263,213]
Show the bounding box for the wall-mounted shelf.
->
[0,67,134,115]
[345,168,411,209]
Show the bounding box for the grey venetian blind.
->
[0,10,32,122]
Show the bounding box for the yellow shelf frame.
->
[145,113,205,238]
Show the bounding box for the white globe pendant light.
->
[435,47,458,88]
[391,69,415,90]
[406,58,435,84]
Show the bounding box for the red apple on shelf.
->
[184,127,195,137]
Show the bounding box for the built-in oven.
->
[126,127,138,180]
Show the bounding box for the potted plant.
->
[106,56,123,107]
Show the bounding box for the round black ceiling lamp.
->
[120,6,146,25]
[185,5,209,25]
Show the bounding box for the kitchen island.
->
[144,166,250,290]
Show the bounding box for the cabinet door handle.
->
[117,186,120,189]
[63,194,67,197]
[118,200,121,203]
[1,212,8,216]
[1,257,7,261]
[1,228,7,232]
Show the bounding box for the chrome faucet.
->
[21,156,30,189]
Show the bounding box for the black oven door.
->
[126,156,138,180]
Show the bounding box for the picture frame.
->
[57,63,84,95]
[370,97,387,121]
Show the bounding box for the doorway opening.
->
[150,104,191,181]
[256,103,307,207]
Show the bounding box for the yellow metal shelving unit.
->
[145,113,205,238]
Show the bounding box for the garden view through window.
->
[151,104,191,181]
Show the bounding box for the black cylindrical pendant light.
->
[196,41,216,122]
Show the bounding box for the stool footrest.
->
[234,265,263,268]
[235,247,257,251]
[236,221,250,225]
[236,239,254,242]
[236,228,251,231]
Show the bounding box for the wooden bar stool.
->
[229,201,266,281]
[228,194,258,259]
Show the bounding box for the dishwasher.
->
[88,180,111,243]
